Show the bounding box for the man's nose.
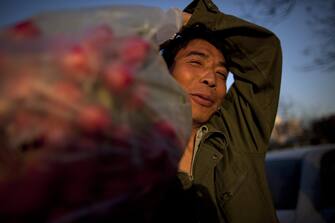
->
[200,70,216,88]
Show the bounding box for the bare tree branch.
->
[234,0,296,26]
[228,0,335,71]
[303,0,335,71]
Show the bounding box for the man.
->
[158,0,282,222]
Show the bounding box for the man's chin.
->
[191,114,211,127]
[191,105,216,121]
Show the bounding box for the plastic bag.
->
[0,5,191,223]
[32,5,182,44]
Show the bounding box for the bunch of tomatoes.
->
[0,19,182,222]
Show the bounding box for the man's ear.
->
[169,62,176,75]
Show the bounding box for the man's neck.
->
[189,120,202,143]
[186,127,199,152]
[178,125,199,174]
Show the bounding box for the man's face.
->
[171,39,228,127]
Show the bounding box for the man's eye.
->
[189,60,202,65]
[217,72,227,79]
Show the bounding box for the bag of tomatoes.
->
[0,5,191,223]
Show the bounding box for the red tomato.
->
[154,120,176,140]
[103,63,134,93]
[78,105,111,133]
[8,20,41,39]
[84,24,114,49]
[53,81,83,103]
[120,37,149,66]
[62,46,90,73]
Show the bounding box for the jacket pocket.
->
[215,151,248,206]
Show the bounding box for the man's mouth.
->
[190,93,214,107]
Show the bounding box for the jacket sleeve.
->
[184,0,282,153]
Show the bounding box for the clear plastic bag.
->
[32,5,183,44]
[0,5,191,222]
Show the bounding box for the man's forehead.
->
[179,39,226,63]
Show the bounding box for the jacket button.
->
[196,191,203,197]
[221,192,232,201]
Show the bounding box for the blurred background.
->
[1,0,334,150]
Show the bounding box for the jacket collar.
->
[204,109,226,139]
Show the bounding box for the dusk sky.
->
[1,0,334,120]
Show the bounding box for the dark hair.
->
[160,24,229,69]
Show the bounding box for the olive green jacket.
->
[170,0,282,223]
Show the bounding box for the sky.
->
[0,0,334,121]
